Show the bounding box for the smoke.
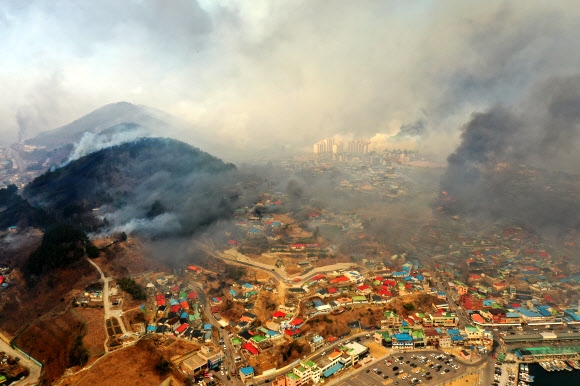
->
[2,2,580,158]
[441,74,580,235]
[62,124,149,165]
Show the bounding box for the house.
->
[239,366,255,383]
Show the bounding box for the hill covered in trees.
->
[23,137,239,236]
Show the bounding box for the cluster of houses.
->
[146,274,214,339]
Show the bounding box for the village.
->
[3,158,580,386]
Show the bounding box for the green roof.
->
[412,330,424,339]
[287,372,300,380]
[303,360,317,368]
[252,335,267,343]
[352,295,367,301]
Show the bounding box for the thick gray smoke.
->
[441,74,580,235]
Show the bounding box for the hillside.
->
[23,137,239,236]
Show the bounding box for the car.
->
[393,366,399,371]
[441,371,445,375]
[366,369,370,373]
[383,375,389,379]
[377,371,382,375]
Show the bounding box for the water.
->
[528,363,579,385]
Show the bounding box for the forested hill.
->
[23,137,239,235]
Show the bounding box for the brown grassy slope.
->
[73,339,166,386]
[15,309,86,385]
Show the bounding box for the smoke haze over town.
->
[3,1,580,160]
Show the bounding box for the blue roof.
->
[203,323,213,330]
[147,325,156,332]
[240,367,254,376]
[169,299,179,305]
[230,289,238,296]
[537,308,551,317]
[323,363,343,377]
[506,312,520,318]
[517,308,542,318]
[180,312,189,318]
[451,335,464,341]
[393,333,412,341]
[447,329,460,335]
[266,330,280,336]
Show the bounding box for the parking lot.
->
[335,350,466,385]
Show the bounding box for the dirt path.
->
[85,258,127,352]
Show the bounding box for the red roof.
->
[242,342,259,355]
[289,318,303,326]
[471,314,485,323]
[272,311,286,318]
[187,291,198,299]
[171,285,179,292]
[180,301,189,309]
[228,239,238,245]
[211,306,220,313]
[285,329,301,336]
[156,294,165,300]
[187,265,202,272]
[0,276,3,285]
[175,323,188,333]
[171,305,181,313]
[157,299,166,306]
[328,287,338,294]
[311,274,326,281]
[374,277,383,282]
[378,288,392,297]
[330,276,350,283]
[383,279,396,286]
[357,285,370,291]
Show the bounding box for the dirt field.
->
[365,341,390,358]
[447,372,479,386]
[75,308,106,357]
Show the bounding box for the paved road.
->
[0,332,42,386]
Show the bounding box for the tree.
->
[403,303,415,311]
[155,358,171,375]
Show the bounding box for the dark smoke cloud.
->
[441,74,580,235]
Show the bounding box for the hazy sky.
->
[2,0,580,156]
